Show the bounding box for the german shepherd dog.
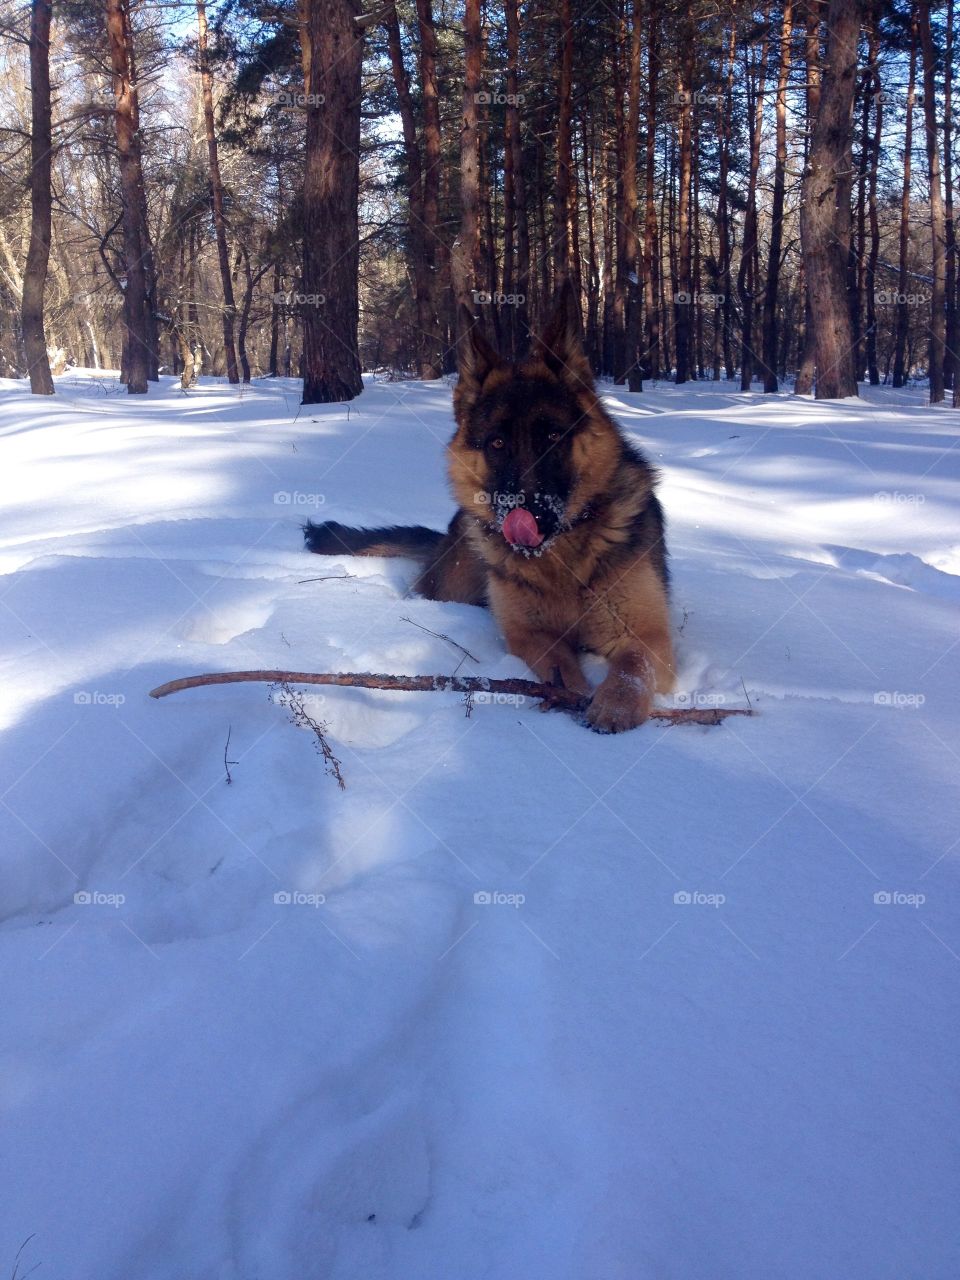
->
[305,283,675,732]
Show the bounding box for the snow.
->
[1,369,958,1279]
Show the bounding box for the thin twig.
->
[399,615,479,665]
[271,683,346,788]
[223,725,238,785]
[298,574,357,585]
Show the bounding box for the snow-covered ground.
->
[1,369,958,1279]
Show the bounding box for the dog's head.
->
[450,282,618,553]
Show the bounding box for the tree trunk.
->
[553,0,574,283]
[197,0,239,384]
[944,0,958,399]
[22,0,54,395]
[893,3,917,388]
[796,0,823,394]
[865,4,881,386]
[452,0,482,313]
[762,0,793,392]
[714,23,736,380]
[299,0,364,402]
[623,0,644,391]
[105,0,150,394]
[414,0,444,366]
[674,9,695,383]
[642,2,660,377]
[798,0,859,399]
[384,3,441,377]
[918,0,946,404]
[738,16,769,390]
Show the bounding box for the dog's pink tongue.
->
[502,507,543,548]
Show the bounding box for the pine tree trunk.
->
[796,0,822,394]
[944,0,958,399]
[798,0,859,399]
[674,12,695,384]
[197,0,238,384]
[22,0,54,395]
[738,17,769,390]
[762,0,793,392]
[642,4,661,379]
[624,0,644,391]
[714,24,736,380]
[865,5,881,386]
[384,4,441,377]
[893,6,917,388]
[299,0,364,403]
[553,0,574,284]
[105,0,150,394]
[452,0,482,312]
[414,0,444,365]
[918,0,946,404]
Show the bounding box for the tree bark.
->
[798,0,860,399]
[738,15,769,390]
[623,0,644,390]
[918,0,946,404]
[796,0,822,394]
[299,0,364,402]
[105,0,150,393]
[944,0,958,399]
[762,0,793,391]
[197,0,239,384]
[893,4,918,388]
[22,0,54,395]
[865,4,881,386]
[452,0,481,313]
[674,7,695,383]
[553,0,574,284]
[642,3,661,378]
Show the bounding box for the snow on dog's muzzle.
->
[502,507,544,548]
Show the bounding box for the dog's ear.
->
[456,306,501,402]
[534,279,594,394]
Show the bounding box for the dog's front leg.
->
[501,625,591,697]
[586,630,675,734]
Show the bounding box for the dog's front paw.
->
[585,674,652,734]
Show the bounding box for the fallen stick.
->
[149,669,754,725]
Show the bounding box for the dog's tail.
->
[304,519,445,562]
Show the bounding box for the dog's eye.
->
[546,431,561,443]
[488,437,505,450]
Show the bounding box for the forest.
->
[0,0,957,405]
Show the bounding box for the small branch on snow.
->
[149,669,755,726]
[399,615,479,672]
[223,725,238,785]
[270,683,346,789]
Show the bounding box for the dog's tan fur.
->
[441,296,674,732]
